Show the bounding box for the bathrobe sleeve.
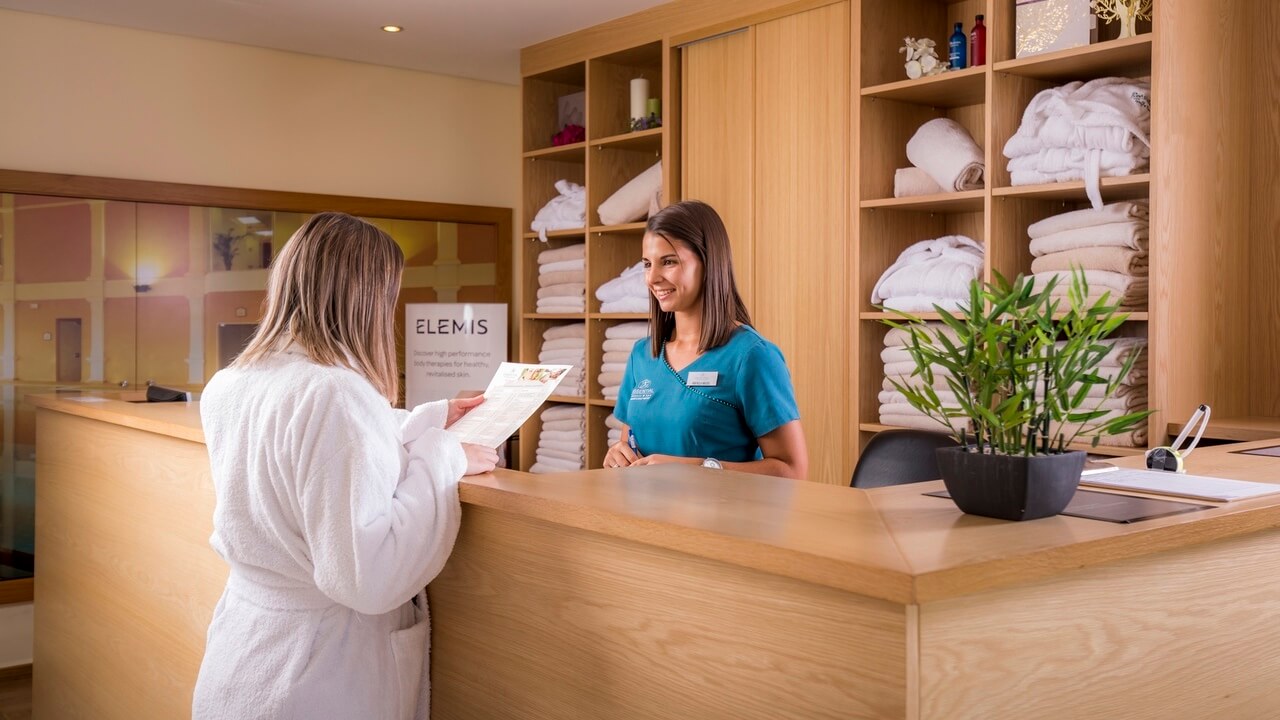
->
[297,385,468,616]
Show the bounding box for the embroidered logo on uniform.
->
[631,378,654,401]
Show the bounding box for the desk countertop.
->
[32,393,1280,603]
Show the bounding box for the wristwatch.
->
[701,457,723,470]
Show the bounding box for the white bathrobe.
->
[193,347,466,720]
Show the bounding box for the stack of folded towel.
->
[895,118,985,197]
[871,235,984,313]
[1050,337,1149,447]
[539,323,585,397]
[595,261,649,314]
[879,323,970,433]
[1003,77,1151,208]
[605,413,624,448]
[530,179,585,241]
[599,321,647,399]
[530,404,586,473]
[536,243,586,314]
[1027,200,1149,310]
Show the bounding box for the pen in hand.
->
[627,432,643,458]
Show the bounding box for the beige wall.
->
[0,8,520,211]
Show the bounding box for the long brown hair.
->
[233,212,404,403]
[644,200,751,356]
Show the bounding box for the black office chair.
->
[850,429,959,489]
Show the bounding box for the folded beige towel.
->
[884,374,962,392]
[1034,270,1145,295]
[541,419,585,432]
[883,323,961,348]
[893,167,944,198]
[878,389,961,406]
[1046,287,1146,311]
[1030,247,1148,276]
[537,243,586,264]
[543,322,585,340]
[540,337,585,351]
[597,371,624,387]
[883,360,957,378]
[879,407,970,432]
[536,283,585,299]
[538,269,586,288]
[1029,221,1149,257]
[602,351,631,364]
[906,118,985,191]
[1027,201,1148,239]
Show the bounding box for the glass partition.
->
[0,190,505,585]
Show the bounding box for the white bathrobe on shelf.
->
[194,347,466,720]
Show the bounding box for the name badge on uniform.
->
[687,371,719,387]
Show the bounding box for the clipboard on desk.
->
[1080,468,1280,503]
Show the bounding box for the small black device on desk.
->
[146,385,190,402]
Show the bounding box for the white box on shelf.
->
[557,91,584,130]
[1016,0,1097,59]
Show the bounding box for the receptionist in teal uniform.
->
[603,201,808,479]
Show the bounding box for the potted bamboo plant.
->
[883,269,1152,521]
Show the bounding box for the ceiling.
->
[0,0,671,84]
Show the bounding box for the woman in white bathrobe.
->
[193,212,498,720]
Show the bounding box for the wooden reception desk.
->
[29,394,1280,719]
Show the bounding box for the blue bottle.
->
[948,22,967,69]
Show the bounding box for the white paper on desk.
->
[1081,469,1280,502]
[443,362,572,448]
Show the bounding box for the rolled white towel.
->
[894,167,944,198]
[537,243,585,264]
[906,118,985,192]
[598,161,663,227]
[605,321,649,339]
[543,322,586,340]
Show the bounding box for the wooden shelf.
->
[593,127,663,153]
[1166,416,1280,444]
[993,173,1150,202]
[861,190,985,213]
[589,312,648,320]
[994,35,1153,81]
[523,142,586,161]
[523,312,586,320]
[861,66,986,108]
[589,222,648,234]
[857,424,1146,457]
[522,228,586,239]
[589,398,618,407]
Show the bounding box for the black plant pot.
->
[935,446,1085,521]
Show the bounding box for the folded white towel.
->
[607,429,621,446]
[543,322,585,341]
[541,337,586,351]
[1029,221,1148,256]
[536,299,585,313]
[880,346,916,365]
[884,360,956,379]
[540,428,585,442]
[540,258,586,274]
[605,321,649,340]
[883,323,961,348]
[878,389,962,406]
[604,413,625,431]
[1030,247,1148,276]
[602,338,641,353]
[883,374,959,392]
[537,351,583,364]
[906,118,985,192]
[597,371,624,388]
[540,404,585,421]
[600,362,627,374]
[595,262,648,303]
[1028,201,1148,239]
[871,235,984,307]
[537,243,585,264]
[538,269,585,288]
[893,167,944,198]
[881,297,970,313]
[602,386,620,399]
[602,351,631,364]
[601,298,651,314]
[530,459,583,474]
[879,408,970,433]
[1032,270,1143,295]
[537,448,584,464]
[530,180,586,242]
[536,283,585,300]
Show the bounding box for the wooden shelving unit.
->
[519,40,665,471]
[855,0,1156,456]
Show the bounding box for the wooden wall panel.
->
[680,28,755,307]
[753,3,849,484]
[1150,0,1253,437]
[430,506,907,720]
[1249,2,1280,416]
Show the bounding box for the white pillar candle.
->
[629,78,649,121]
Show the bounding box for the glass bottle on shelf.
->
[948,22,967,69]
[970,15,986,67]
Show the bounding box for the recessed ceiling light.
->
[381,25,403,33]
[236,215,261,225]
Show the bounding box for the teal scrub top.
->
[615,326,800,463]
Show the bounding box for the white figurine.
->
[899,37,946,80]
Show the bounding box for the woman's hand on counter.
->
[603,439,640,468]
[461,443,498,475]
[628,454,698,467]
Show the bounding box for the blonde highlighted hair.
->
[233,212,404,403]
